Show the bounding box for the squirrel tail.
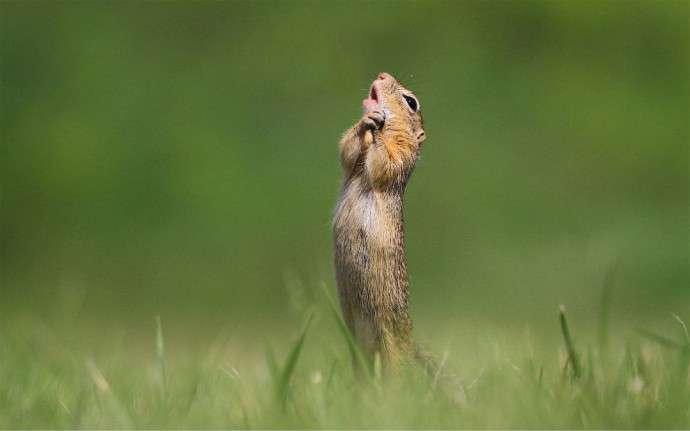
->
[413,343,465,404]
[413,344,440,375]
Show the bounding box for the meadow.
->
[1,1,688,428]
[2,293,689,428]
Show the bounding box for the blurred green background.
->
[1,1,688,342]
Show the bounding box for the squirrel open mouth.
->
[363,83,379,112]
[369,85,378,101]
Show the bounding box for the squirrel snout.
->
[377,72,392,81]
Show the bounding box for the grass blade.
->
[156,316,167,401]
[598,257,619,352]
[276,310,314,403]
[672,313,690,347]
[559,305,581,379]
[321,283,375,386]
[85,358,134,428]
[264,343,279,381]
[430,350,449,391]
[635,327,687,351]
[373,352,382,384]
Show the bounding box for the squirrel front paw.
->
[363,109,385,131]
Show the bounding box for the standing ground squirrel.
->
[333,72,427,375]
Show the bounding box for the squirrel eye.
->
[402,94,418,112]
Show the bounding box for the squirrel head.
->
[363,72,426,145]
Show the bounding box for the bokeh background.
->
[2,1,688,350]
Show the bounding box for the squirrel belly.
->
[332,73,426,375]
[333,178,414,371]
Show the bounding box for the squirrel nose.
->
[377,73,389,80]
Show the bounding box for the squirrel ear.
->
[417,130,426,143]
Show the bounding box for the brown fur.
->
[333,73,426,375]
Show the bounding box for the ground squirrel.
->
[333,72,427,375]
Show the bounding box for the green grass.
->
[1,300,688,430]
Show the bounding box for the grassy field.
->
[1,2,688,429]
[2,293,688,429]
